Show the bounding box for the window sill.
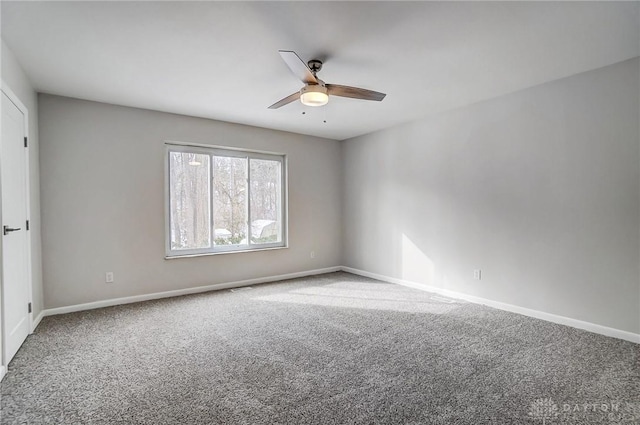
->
[165,245,288,259]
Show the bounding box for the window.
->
[166,143,286,257]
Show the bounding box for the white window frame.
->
[164,141,288,258]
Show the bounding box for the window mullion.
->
[246,156,252,246]
[209,154,214,251]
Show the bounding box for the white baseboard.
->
[341,266,640,344]
[37,265,639,344]
[0,365,5,382]
[31,310,44,333]
[43,266,342,317]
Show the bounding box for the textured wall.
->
[342,58,640,334]
[39,95,342,308]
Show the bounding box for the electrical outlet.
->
[310,251,315,259]
[105,272,114,283]
[473,269,482,280]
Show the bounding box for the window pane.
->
[250,159,282,244]
[169,152,211,250]
[213,156,247,246]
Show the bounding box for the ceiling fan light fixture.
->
[300,84,328,107]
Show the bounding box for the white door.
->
[1,90,31,364]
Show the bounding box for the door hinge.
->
[26,220,30,231]
[28,302,32,314]
[24,137,28,148]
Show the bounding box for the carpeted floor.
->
[1,272,638,424]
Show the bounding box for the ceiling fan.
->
[268,50,386,109]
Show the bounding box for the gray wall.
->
[38,95,342,308]
[1,39,44,319]
[342,58,640,334]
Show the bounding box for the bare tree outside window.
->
[250,159,282,244]
[213,156,247,246]
[169,152,210,250]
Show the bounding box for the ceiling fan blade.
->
[268,91,300,109]
[326,84,386,101]
[279,50,318,84]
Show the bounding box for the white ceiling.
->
[2,1,638,141]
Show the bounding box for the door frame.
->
[0,80,34,373]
